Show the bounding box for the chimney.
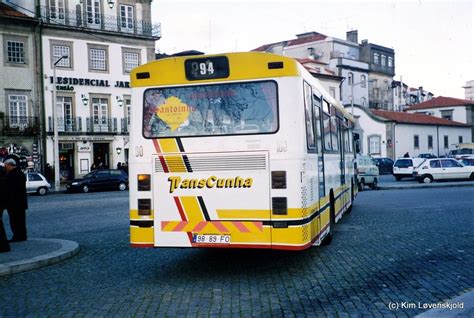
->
[361,39,368,45]
[346,30,358,43]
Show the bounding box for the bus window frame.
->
[303,81,317,153]
[141,79,280,140]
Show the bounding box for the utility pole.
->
[52,55,68,192]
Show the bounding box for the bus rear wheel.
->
[321,195,335,246]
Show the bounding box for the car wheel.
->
[118,182,127,191]
[371,178,378,190]
[37,187,47,196]
[422,175,433,183]
[82,185,89,193]
[470,173,474,181]
[358,179,365,191]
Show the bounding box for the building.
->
[392,81,434,112]
[359,40,395,110]
[352,105,471,159]
[406,96,474,143]
[1,0,160,181]
[464,80,474,101]
[296,58,343,101]
[0,2,41,170]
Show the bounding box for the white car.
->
[414,158,474,183]
[392,157,425,181]
[355,154,379,190]
[26,172,51,195]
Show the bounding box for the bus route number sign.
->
[185,56,229,81]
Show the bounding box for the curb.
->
[378,181,474,191]
[0,238,80,277]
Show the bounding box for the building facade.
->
[352,105,471,159]
[1,0,160,181]
[464,80,474,101]
[0,3,42,170]
[406,96,474,143]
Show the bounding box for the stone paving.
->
[0,187,472,316]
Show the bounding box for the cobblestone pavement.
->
[0,187,472,317]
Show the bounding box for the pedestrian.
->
[403,152,410,158]
[117,162,122,170]
[0,163,11,252]
[97,162,104,170]
[4,158,28,242]
[90,162,97,171]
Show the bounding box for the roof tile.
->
[371,109,469,127]
[407,96,474,110]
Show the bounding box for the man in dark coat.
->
[4,158,28,242]
[0,164,11,252]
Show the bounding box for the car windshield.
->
[83,171,96,179]
[143,81,278,138]
[394,159,412,168]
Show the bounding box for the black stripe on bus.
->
[197,196,211,221]
[130,220,154,228]
[183,155,193,172]
[176,138,185,152]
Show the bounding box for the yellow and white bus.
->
[129,52,357,250]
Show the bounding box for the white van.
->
[355,154,379,190]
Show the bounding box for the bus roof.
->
[131,51,354,122]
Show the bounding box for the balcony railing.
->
[1,116,39,135]
[40,6,161,38]
[48,117,121,134]
[121,118,129,134]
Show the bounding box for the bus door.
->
[152,150,272,248]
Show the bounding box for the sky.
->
[151,0,473,99]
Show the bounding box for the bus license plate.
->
[193,234,231,244]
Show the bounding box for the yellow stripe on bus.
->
[159,139,180,153]
[180,196,206,221]
[130,226,154,244]
[164,155,187,172]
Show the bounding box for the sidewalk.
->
[376,174,474,190]
[0,238,79,276]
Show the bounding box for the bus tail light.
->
[272,197,287,215]
[138,174,151,191]
[271,171,287,189]
[138,199,152,216]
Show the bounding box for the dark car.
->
[66,169,128,193]
[372,157,394,174]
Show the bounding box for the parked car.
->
[355,154,379,190]
[414,158,474,183]
[448,148,474,159]
[392,157,425,181]
[26,172,51,196]
[372,157,394,174]
[66,169,129,193]
[417,153,437,159]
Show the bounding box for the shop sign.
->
[78,145,92,152]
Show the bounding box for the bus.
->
[129,52,357,250]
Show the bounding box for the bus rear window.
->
[143,81,278,138]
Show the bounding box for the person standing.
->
[0,164,11,252]
[4,158,28,242]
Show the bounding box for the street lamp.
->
[52,55,68,192]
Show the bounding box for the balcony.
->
[40,6,161,39]
[48,117,121,134]
[1,116,39,135]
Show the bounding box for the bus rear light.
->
[138,199,152,216]
[138,174,151,191]
[271,171,287,189]
[272,197,287,215]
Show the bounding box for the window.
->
[322,112,332,151]
[92,98,109,130]
[56,96,73,132]
[440,110,453,120]
[52,45,70,68]
[88,44,108,72]
[125,98,131,126]
[143,81,278,138]
[414,135,419,149]
[8,94,28,127]
[28,173,43,181]
[304,82,316,151]
[430,160,441,168]
[441,159,462,168]
[361,97,366,107]
[428,135,433,149]
[361,75,366,88]
[368,135,381,154]
[373,53,379,64]
[49,0,65,20]
[348,72,353,85]
[123,52,139,73]
[329,87,336,98]
[381,55,386,67]
[7,41,25,64]
[313,95,322,153]
[86,0,101,25]
[330,116,339,151]
[444,135,449,149]
[120,4,134,31]
[388,57,393,68]
[459,136,463,144]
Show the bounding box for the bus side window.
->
[312,94,322,153]
[304,82,316,152]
